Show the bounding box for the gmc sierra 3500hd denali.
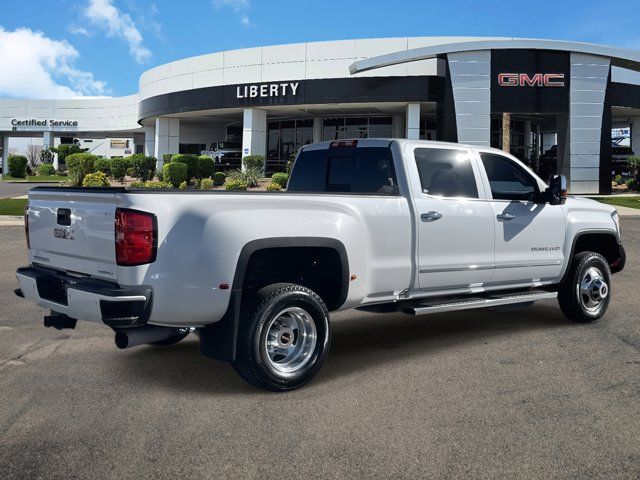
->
[15,139,626,391]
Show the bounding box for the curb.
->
[0,216,24,226]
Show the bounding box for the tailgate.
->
[27,189,119,281]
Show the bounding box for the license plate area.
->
[36,275,69,306]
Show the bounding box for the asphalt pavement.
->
[0,222,639,479]
[0,181,55,199]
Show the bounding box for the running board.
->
[404,290,557,316]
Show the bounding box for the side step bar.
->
[404,290,558,316]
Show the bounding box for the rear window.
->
[287,147,398,194]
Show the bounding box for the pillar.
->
[406,103,420,140]
[392,116,404,138]
[312,117,323,143]
[154,118,179,169]
[502,113,511,153]
[632,117,640,158]
[1,137,8,176]
[241,108,267,169]
[523,120,532,162]
[144,125,155,158]
[447,50,491,147]
[568,53,610,194]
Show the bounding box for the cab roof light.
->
[330,139,358,148]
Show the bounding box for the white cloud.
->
[213,0,251,27]
[213,0,250,10]
[83,0,151,63]
[68,26,90,36]
[0,27,108,99]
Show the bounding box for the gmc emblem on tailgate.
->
[53,227,74,240]
[498,73,565,87]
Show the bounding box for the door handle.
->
[421,211,443,222]
[497,213,516,221]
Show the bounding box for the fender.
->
[558,229,623,283]
[200,237,349,362]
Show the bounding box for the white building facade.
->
[2,36,640,194]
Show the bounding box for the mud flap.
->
[199,290,241,362]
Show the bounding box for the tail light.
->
[330,139,358,148]
[24,205,30,249]
[115,208,157,266]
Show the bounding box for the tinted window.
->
[480,153,539,201]
[414,148,478,198]
[288,147,398,194]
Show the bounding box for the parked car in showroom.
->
[201,141,242,168]
[16,139,625,390]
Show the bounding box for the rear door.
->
[404,144,495,291]
[27,189,119,281]
[476,151,566,285]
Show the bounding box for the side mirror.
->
[547,174,567,205]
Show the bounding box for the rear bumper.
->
[16,266,152,327]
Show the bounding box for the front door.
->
[406,145,495,291]
[478,151,566,285]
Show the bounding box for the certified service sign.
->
[11,119,79,127]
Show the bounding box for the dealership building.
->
[2,36,640,194]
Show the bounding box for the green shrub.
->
[162,153,173,164]
[38,163,56,176]
[110,157,130,183]
[82,171,110,187]
[179,180,188,189]
[130,154,157,181]
[26,165,34,176]
[94,158,111,176]
[266,183,281,191]
[170,154,199,179]
[131,180,172,189]
[163,162,188,187]
[66,153,97,186]
[626,178,638,190]
[213,171,226,186]
[198,155,215,179]
[156,170,163,181]
[7,155,28,178]
[200,178,214,190]
[271,172,288,188]
[613,174,623,185]
[227,167,260,188]
[242,155,265,174]
[224,179,248,191]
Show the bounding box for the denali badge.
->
[53,227,74,240]
[531,246,560,252]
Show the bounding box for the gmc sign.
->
[498,73,566,87]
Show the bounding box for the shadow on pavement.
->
[113,301,570,395]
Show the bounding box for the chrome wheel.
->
[577,266,609,313]
[263,307,317,374]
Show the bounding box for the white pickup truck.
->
[16,139,626,391]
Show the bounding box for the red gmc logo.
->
[498,73,565,87]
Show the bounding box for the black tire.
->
[233,283,331,391]
[558,251,611,323]
[151,329,189,346]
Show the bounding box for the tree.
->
[628,156,640,181]
[39,148,54,164]
[52,144,88,167]
[26,144,42,166]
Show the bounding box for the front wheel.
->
[558,251,611,323]
[233,283,331,391]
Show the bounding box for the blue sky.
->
[0,0,639,98]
